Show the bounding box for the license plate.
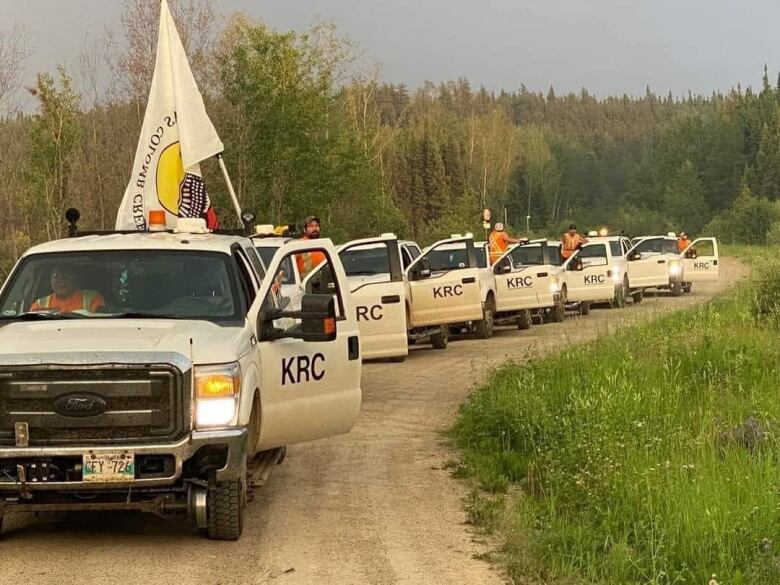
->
[82,451,135,482]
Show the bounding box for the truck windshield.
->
[339,246,390,276]
[0,251,241,321]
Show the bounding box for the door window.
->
[578,244,608,266]
[662,239,680,254]
[635,238,662,254]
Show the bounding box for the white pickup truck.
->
[414,236,496,339]
[337,235,448,361]
[559,240,627,312]
[489,240,566,328]
[584,235,644,303]
[626,235,719,295]
[0,216,361,540]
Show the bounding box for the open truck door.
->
[405,236,483,327]
[626,237,671,289]
[563,243,615,302]
[682,237,719,283]
[494,241,555,311]
[251,238,361,450]
[338,236,407,361]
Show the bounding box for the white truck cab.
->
[584,235,643,303]
[0,220,361,540]
[490,240,566,328]
[559,240,627,312]
[337,235,439,361]
[626,235,686,295]
[405,235,494,339]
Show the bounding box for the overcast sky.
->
[2,0,778,103]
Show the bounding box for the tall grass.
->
[453,253,780,584]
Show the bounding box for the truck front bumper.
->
[0,428,247,493]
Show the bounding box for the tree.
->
[662,160,710,233]
[26,67,82,241]
[0,24,28,114]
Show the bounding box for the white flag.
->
[116,0,223,230]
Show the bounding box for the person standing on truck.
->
[296,215,327,277]
[561,224,587,260]
[678,232,691,253]
[30,265,105,313]
[489,223,521,264]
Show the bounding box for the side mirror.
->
[412,259,431,280]
[567,258,583,272]
[258,293,337,342]
[628,251,640,261]
[685,249,697,259]
[493,259,512,275]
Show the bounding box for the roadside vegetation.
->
[453,249,780,584]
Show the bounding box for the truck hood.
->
[0,319,251,365]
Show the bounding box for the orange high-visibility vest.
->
[489,231,509,264]
[561,233,585,259]
[295,237,327,277]
[31,290,103,313]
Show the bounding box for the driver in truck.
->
[30,265,105,313]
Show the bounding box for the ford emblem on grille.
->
[54,394,108,418]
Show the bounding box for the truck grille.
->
[0,364,189,446]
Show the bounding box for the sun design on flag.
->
[156,142,211,218]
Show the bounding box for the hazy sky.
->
[2,0,778,101]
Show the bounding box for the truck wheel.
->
[430,325,448,350]
[579,302,591,316]
[474,297,495,339]
[207,478,246,541]
[671,281,682,297]
[631,290,643,304]
[517,309,533,330]
[611,285,626,309]
[551,292,566,323]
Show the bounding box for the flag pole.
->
[216,153,243,224]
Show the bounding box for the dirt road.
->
[0,259,747,585]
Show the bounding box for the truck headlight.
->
[549,278,559,293]
[668,260,682,276]
[195,363,240,428]
[611,266,621,284]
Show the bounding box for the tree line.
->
[1,0,779,278]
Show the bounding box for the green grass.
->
[453,249,780,584]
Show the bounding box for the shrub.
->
[751,259,780,326]
[704,186,780,244]
[766,221,780,247]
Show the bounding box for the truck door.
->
[627,237,670,288]
[405,237,483,327]
[249,239,361,450]
[682,237,719,282]
[338,236,407,360]
[563,243,614,302]
[495,244,544,311]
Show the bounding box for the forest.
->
[1,0,779,278]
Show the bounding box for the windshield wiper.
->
[107,311,179,319]
[0,311,83,321]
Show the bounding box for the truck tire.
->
[671,280,682,297]
[550,297,565,323]
[207,478,245,541]
[474,297,495,339]
[579,301,591,316]
[611,285,626,309]
[517,309,533,330]
[430,325,448,350]
[631,290,643,304]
